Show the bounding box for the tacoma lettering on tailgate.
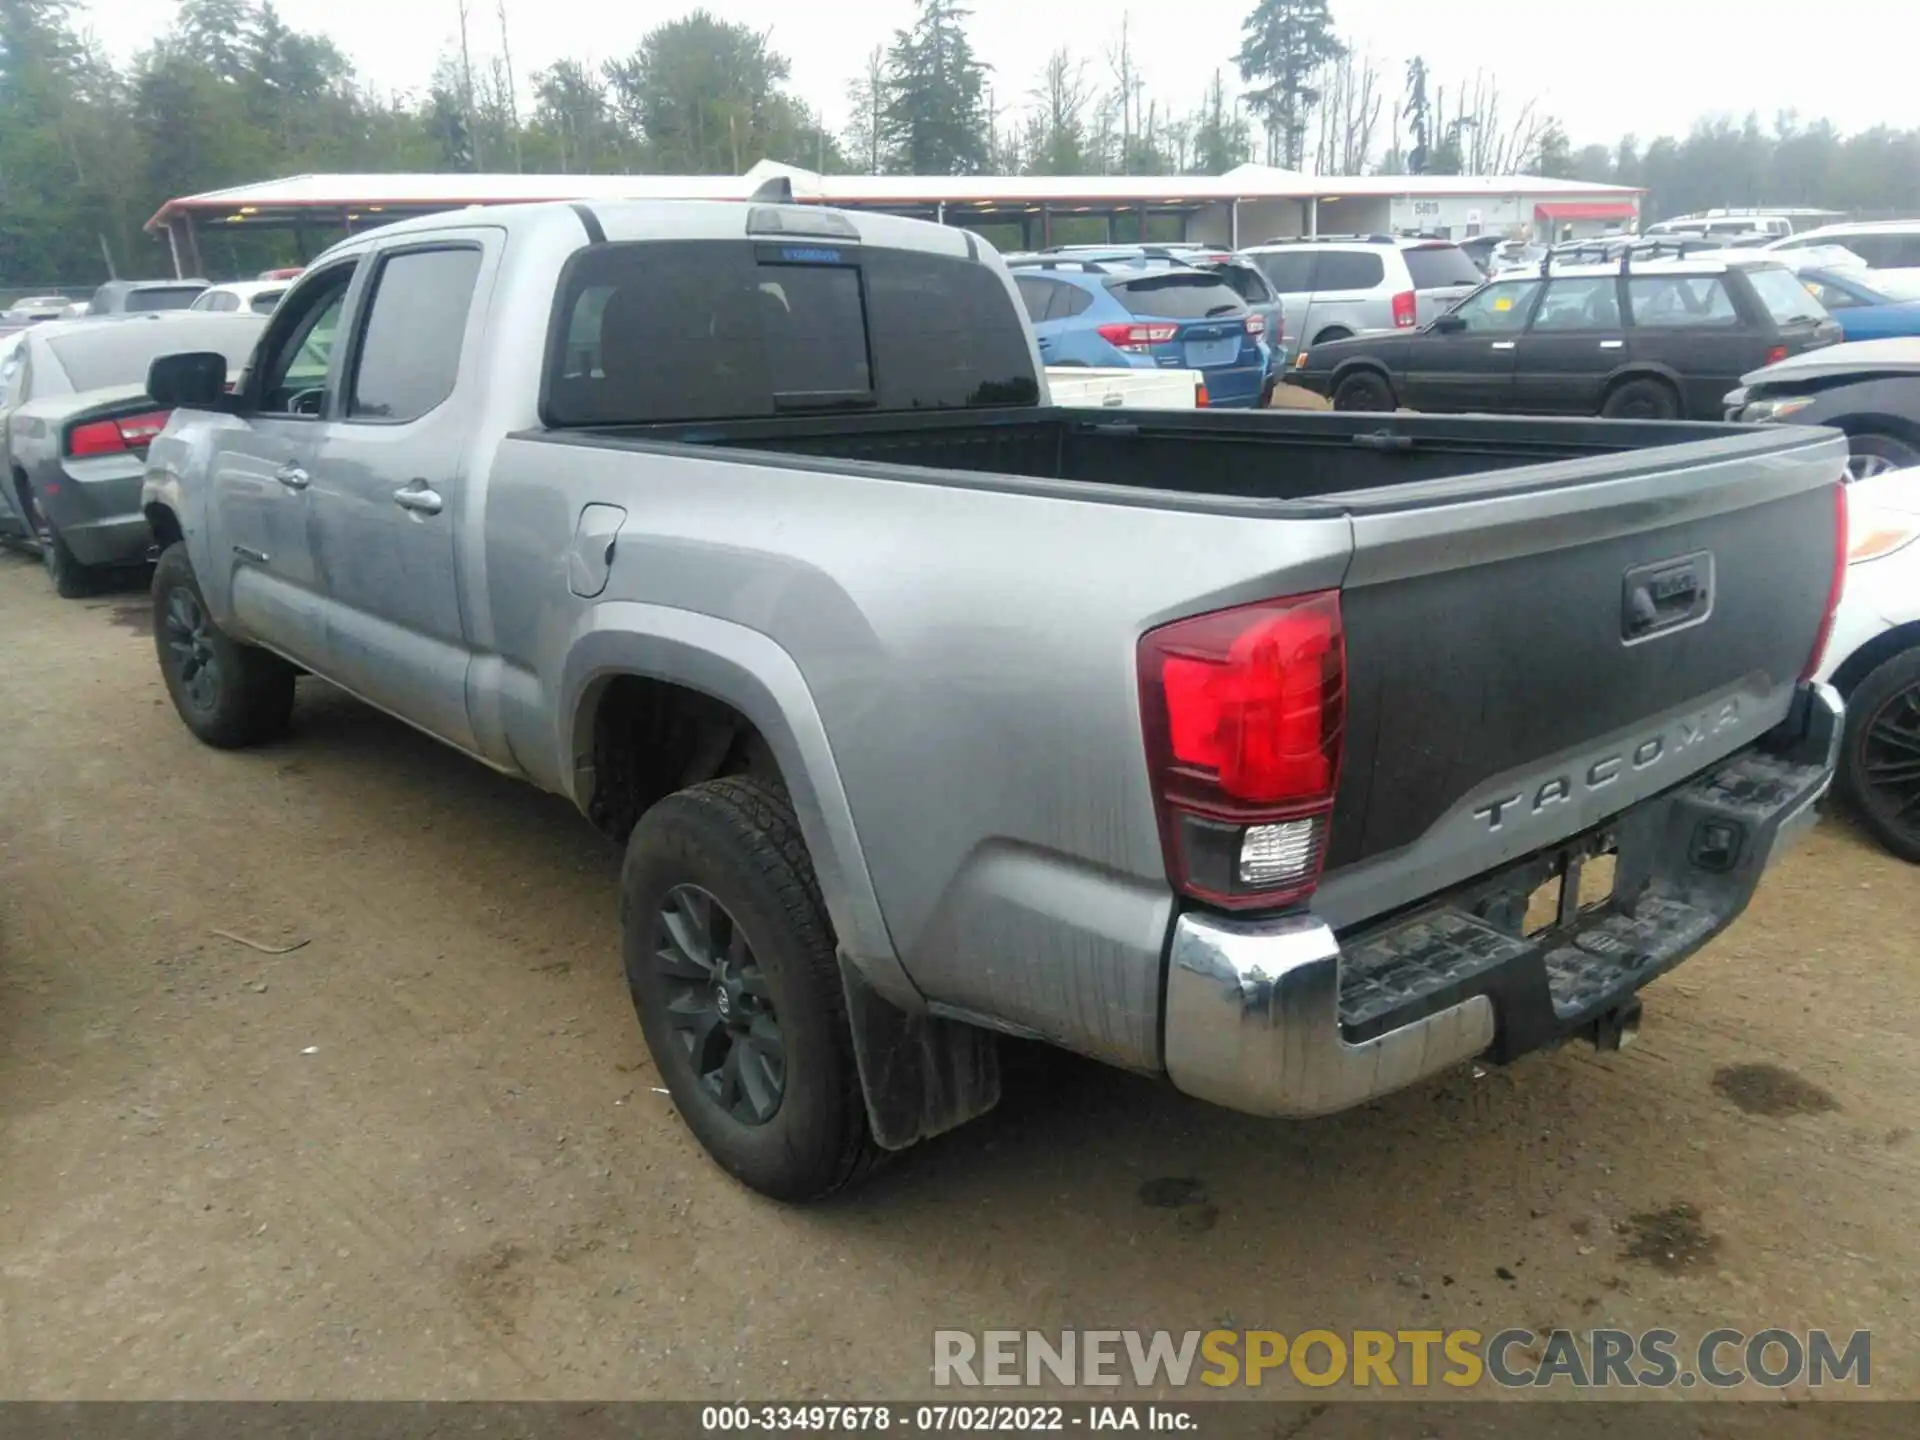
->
[1472,699,1745,833]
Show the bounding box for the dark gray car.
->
[5,313,263,594]
[79,278,211,318]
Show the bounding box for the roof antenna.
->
[749,175,794,204]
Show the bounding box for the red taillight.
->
[1245,313,1266,338]
[1195,382,1209,407]
[1139,591,1346,909]
[1097,321,1180,354]
[1801,481,1849,682]
[1391,290,1417,328]
[1764,344,1789,366]
[66,409,172,458]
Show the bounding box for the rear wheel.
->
[621,777,882,1201]
[152,543,297,748]
[1332,370,1395,412]
[18,482,94,598]
[1840,648,1920,864]
[1845,432,1920,483]
[1601,377,1681,421]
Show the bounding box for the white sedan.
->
[189,281,290,316]
[1818,466,1920,860]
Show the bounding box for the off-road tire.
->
[620,776,883,1201]
[152,542,297,749]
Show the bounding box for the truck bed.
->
[536,404,1793,509]
[525,407,1844,922]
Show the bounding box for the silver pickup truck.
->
[140,198,1848,1202]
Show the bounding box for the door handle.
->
[274,463,309,490]
[394,480,443,516]
[1491,341,1516,350]
[1599,340,1624,350]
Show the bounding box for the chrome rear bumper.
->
[1162,682,1843,1120]
[1164,911,1494,1118]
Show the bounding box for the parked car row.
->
[0,311,265,592]
[1284,248,1844,421]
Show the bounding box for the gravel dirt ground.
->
[1,549,1916,1412]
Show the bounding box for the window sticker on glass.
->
[1493,295,1514,312]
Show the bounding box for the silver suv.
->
[1243,235,1484,364]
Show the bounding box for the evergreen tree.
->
[1235,0,1343,169]
[881,0,989,176]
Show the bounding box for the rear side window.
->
[1743,266,1829,326]
[1108,274,1246,319]
[250,289,286,315]
[1313,252,1385,291]
[543,240,1039,426]
[1014,275,1054,322]
[1626,275,1740,328]
[1402,246,1484,289]
[348,247,483,422]
[1251,250,1317,292]
[1218,264,1273,303]
[126,286,206,313]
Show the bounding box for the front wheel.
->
[620,777,882,1201]
[1839,648,1920,863]
[152,543,297,748]
[1845,432,1920,483]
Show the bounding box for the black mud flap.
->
[839,956,1001,1152]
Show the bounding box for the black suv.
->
[1286,252,1844,420]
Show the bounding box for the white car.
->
[189,280,290,316]
[1818,466,1920,861]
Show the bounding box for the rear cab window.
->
[1402,245,1485,289]
[543,240,1040,425]
[1107,273,1247,320]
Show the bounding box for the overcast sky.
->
[88,0,1920,159]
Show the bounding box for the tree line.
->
[2,0,1918,284]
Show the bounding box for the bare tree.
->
[1311,49,1384,174]
[842,45,887,175]
[495,0,522,171]
[1105,13,1143,172]
[454,0,483,168]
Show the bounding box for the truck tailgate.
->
[1312,427,1847,931]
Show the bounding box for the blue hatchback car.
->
[1798,266,1920,341]
[1008,258,1272,407]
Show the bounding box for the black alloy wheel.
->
[1851,665,1920,861]
[162,584,223,717]
[654,882,787,1125]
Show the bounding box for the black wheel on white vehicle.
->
[620,776,882,1201]
[1332,370,1394,412]
[1844,433,1920,483]
[1840,647,1920,864]
[152,542,297,749]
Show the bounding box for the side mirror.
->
[147,351,231,410]
[1431,313,1468,334]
